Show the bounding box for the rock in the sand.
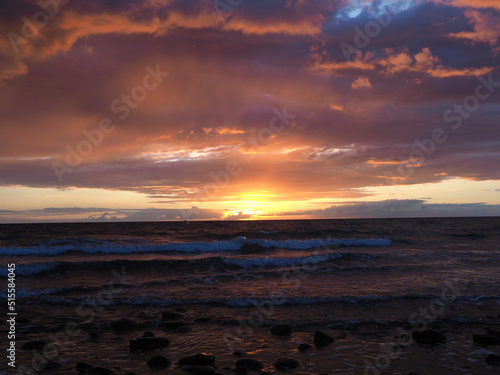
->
[298,343,312,352]
[235,358,264,371]
[486,354,500,365]
[76,362,94,373]
[473,334,500,346]
[110,319,137,332]
[147,355,171,370]
[314,331,334,347]
[40,361,61,372]
[271,324,292,336]
[89,367,114,375]
[161,321,186,329]
[178,353,216,367]
[186,365,215,375]
[129,337,169,351]
[89,326,103,339]
[487,329,500,338]
[162,311,184,320]
[142,331,155,337]
[412,330,447,345]
[21,340,48,350]
[274,358,298,370]
[232,350,246,356]
[76,363,114,375]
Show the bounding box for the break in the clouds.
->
[0,0,499,222]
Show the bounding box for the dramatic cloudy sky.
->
[0,0,499,222]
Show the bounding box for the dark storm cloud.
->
[300,199,500,218]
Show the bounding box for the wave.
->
[0,249,385,277]
[0,236,391,256]
[0,262,60,276]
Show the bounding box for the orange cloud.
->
[0,59,28,82]
[430,0,500,10]
[352,76,372,89]
[0,2,326,84]
[448,10,500,52]
[312,48,493,78]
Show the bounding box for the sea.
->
[1,217,499,374]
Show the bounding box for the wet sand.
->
[2,301,500,375]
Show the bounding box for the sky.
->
[0,0,499,222]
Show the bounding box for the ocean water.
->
[1,217,499,308]
[1,217,500,374]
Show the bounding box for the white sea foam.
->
[0,236,391,255]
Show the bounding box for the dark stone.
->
[129,337,170,351]
[298,343,312,352]
[235,358,264,371]
[314,331,334,347]
[186,366,215,375]
[178,353,216,366]
[271,324,292,336]
[76,362,94,374]
[487,329,500,338]
[89,367,114,375]
[473,334,500,346]
[162,311,184,320]
[142,331,155,337]
[412,330,447,345]
[147,355,171,370]
[161,321,186,329]
[90,327,102,339]
[486,354,500,365]
[40,361,61,372]
[274,358,298,370]
[110,319,137,332]
[76,364,114,375]
[232,351,246,356]
[21,340,48,350]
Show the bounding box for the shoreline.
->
[1,302,499,375]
